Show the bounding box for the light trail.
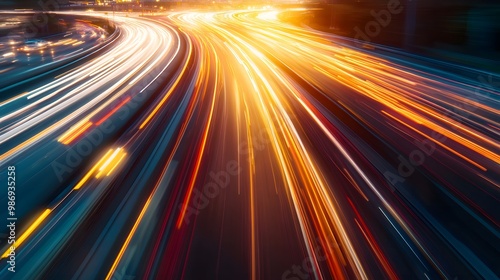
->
[0,8,498,280]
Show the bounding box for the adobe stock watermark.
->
[282,235,338,280]
[50,63,170,182]
[178,160,241,225]
[354,0,404,45]
[179,124,274,225]
[384,74,499,188]
[11,0,65,40]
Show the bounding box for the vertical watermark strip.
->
[6,166,16,272]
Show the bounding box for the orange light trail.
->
[94,96,131,126]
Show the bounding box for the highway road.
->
[0,13,111,93]
[0,9,498,280]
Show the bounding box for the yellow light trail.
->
[73,147,126,190]
[74,148,114,190]
[1,209,51,259]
